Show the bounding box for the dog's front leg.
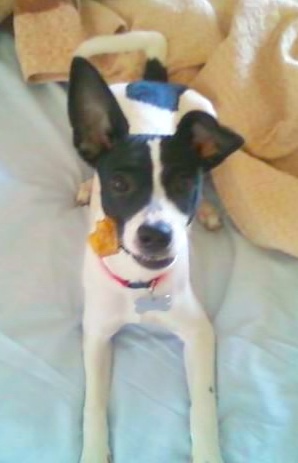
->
[142,304,222,463]
[80,334,112,463]
[184,320,223,463]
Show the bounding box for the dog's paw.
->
[80,455,111,463]
[197,200,222,231]
[76,179,93,206]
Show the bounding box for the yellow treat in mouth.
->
[88,217,119,257]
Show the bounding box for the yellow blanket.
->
[13,0,298,257]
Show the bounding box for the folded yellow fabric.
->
[14,0,82,82]
[101,0,222,83]
[13,0,142,83]
[12,0,298,258]
[192,0,298,256]
[14,0,222,84]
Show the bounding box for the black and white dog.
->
[68,32,244,463]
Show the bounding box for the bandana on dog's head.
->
[111,81,217,137]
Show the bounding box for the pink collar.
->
[99,258,167,290]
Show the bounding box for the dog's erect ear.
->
[175,111,244,171]
[68,57,129,166]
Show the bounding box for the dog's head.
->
[68,57,243,271]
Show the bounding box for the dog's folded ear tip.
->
[229,130,245,146]
[175,110,245,170]
[222,131,245,157]
[237,133,245,149]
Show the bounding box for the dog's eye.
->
[170,173,194,194]
[110,173,134,195]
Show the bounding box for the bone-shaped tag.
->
[135,294,172,314]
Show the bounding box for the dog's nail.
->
[76,181,93,206]
[204,214,222,231]
[76,193,90,206]
[197,201,222,231]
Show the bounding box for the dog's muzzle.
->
[123,221,175,270]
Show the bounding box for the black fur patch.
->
[160,136,203,218]
[96,136,153,231]
[96,133,203,236]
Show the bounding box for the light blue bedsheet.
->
[0,32,298,463]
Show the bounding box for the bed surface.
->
[0,33,298,463]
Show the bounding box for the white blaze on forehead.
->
[122,138,189,256]
[147,138,164,199]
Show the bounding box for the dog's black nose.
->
[137,222,172,253]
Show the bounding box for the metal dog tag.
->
[135,294,172,314]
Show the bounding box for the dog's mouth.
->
[121,245,175,270]
[133,254,175,270]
